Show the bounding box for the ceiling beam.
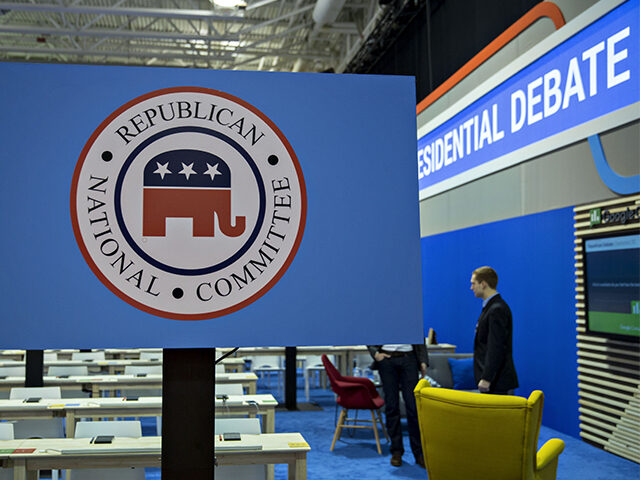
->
[238,4,313,34]
[0,3,253,23]
[245,0,280,11]
[0,24,240,41]
[0,43,331,61]
[0,44,234,61]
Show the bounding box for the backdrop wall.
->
[421,206,579,436]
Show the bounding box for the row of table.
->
[0,358,246,374]
[0,433,310,480]
[0,347,370,479]
[0,372,259,396]
[1,344,457,377]
[0,343,457,480]
[0,394,277,436]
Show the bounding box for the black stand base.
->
[285,346,297,410]
[162,348,215,479]
[25,350,43,387]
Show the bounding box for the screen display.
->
[584,233,640,338]
[0,63,422,348]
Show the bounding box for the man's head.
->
[470,266,498,299]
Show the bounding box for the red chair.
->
[321,354,388,454]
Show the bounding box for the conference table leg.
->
[288,453,307,480]
[345,351,355,377]
[264,410,275,433]
[11,458,28,480]
[259,409,278,479]
[336,352,348,376]
[66,411,76,438]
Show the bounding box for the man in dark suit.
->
[470,266,518,394]
[367,343,428,468]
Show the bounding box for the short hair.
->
[473,266,498,289]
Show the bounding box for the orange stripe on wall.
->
[416,1,566,115]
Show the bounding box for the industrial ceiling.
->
[0,0,398,73]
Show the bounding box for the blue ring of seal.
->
[114,126,266,276]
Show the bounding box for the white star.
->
[179,162,196,180]
[153,162,171,180]
[204,162,222,181]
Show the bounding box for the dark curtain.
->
[359,0,541,103]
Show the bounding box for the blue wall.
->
[421,207,579,437]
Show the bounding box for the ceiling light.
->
[212,0,247,8]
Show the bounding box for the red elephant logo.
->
[142,149,246,238]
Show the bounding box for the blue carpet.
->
[140,373,639,479]
[266,389,640,480]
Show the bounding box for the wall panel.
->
[574,194,640,462]
[421,206,578,435]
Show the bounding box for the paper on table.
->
[215,399,243,406]
[59,447,161,454]
[215,443,262,451]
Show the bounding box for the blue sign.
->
[418,0,639,196]
[0,64,421,348]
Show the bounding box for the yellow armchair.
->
[414,379,565,480]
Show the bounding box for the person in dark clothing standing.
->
[367,343,428,468]
[470,266,519,394]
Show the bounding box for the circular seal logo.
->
[71,87,306,320]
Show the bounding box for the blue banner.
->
[418,0,639,195]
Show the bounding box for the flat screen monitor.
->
[584,232,640,339]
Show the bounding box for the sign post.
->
[25,350,43,388]
[162,348,216,479]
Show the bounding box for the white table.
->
[0,372,258,396]
[0,394,278,436]
[0,433,310,480]
[0,357,246,374]
[232,343,456,376]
